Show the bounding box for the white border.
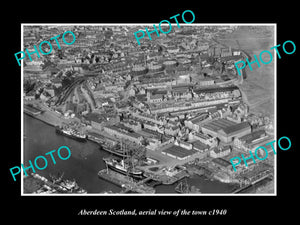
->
[21,23,277,196]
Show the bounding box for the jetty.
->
[98,169,155,194]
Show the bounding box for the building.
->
[143,121,160,132]
[192,140,210,152]
[210,145,231,158]
[220,47,232,57]
[103,125,144,145]
[44,87,55,97]
[149,94,164,103]
[185,113,209,132]
[131,65,148,76]
[234,130,267,149]
[163,60,178,69]
[217,122,251,143]
[148,64,164,73]
[24,104,42,116]
[202,118,251,143]
[84,113,107,130]
[146,138,161,151]
[167,47,180,54]
[120,119,142,132]
[172,85,192,100]
[162,145,198,160]
[164,124,180,136]
[211,158,234,173]
[189,131,217,147]
[131,111,164,126]
[233,130,274,157]
[24,93,35,101]
[198,78,215,87]
[175,140,193,150]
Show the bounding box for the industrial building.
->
[233,129,274,156]
[162,145,198,160]
[103,124,144,145]
[201,118,251,143]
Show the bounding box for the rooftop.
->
[192,140,210,150]
[162,145,197,158]
[239,130,266,143]
[194,85,239,94]
[202,118,237,133]
[212,158,232,168]
[221,122,251,135]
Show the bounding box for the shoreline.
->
[24,111,57,127]
[24,110,271,194]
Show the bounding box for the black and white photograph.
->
[21,24,276,196]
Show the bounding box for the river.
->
[23,113,238,194]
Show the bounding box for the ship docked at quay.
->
[103,157,144,179]
[55,125,87,142]
[25,173,87,194]
[87,132,129,157]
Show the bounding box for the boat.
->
[49,172,64,184]
[175,179,201,194]
[100,142,128,157]
[86,132,128,157]
[49,173,87,194]
[103,157,144,179]
[55,126,87,142]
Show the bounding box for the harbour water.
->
[24,113,237,194]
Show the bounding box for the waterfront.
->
[24,113,121,193]
[23,113,238,194]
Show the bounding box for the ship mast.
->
[105,158,109,174]
[125,141,131,179]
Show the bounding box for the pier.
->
[25,173,86,194]
[98,169,155,194]
[142,169,190,185]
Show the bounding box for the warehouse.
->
[162,145,198,160]
[202,118,251,143]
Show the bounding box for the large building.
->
[210,145,231,158]
[162,145,198,160]
[163,60,178,69]
[185,113,209,132]
[131,65,148,76]
[233,130,274,156]
[201,118,251,143]
[103,124,143,145]
[148,64,164,73]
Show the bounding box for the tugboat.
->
[55,125,87,142]
[103,157,144,179]
[175,179,201,194]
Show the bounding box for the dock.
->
[143,169,190,185]
[185,164,212,177]
[25,173,87,194]
[98,169,155,194]
[233,174,272,194]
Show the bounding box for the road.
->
[25,100,79,126]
